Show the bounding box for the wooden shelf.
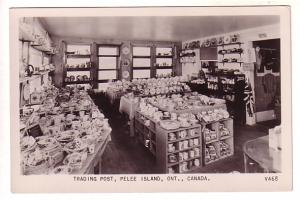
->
[168,134,201,143]
[218,52,243,55]
[66,68,91,72]
[205,139,219,145]
[168,155,202,167]
[64,81,91,85]
[19,71,52,84]
[170,144,202,154]
[66,54,91,58]
[132,55,151,58]
[218,61,243,64]
[219,135,233,140]
[217,42,243,47]
[156,66,173,69]
[156,55,173,58]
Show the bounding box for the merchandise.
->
[107,76,190,96]
[219,123,230,138]
[205,145,219,163]
[196,108,229,123]
[20,86,111,175]
[168,154,177,163]
[219,141,231,157]
[203,127,218,143]
[50,165,72,175]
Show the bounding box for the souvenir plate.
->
[55,130,79,143]
[64,138,87,153]
[50,165,72,175]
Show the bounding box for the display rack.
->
[156,125,203,173]
[217,42,244,67]
[134,108,234,173]
[63,44,93,87]
[202,118,234,165]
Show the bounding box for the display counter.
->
[134,102,234,173]
[20,86,111,175]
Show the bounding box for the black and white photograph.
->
[9,6,292,192]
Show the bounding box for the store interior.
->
[19,15,282,175]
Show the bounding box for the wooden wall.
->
[51,35,182,87]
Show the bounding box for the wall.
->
[181,23,281,122]
[19,18,53,106]
[51,36,182,87]
[182,23,280,75]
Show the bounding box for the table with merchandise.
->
[20,85,111,175]
[134,92,234,173]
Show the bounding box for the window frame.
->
[132,45,152,79]
[97,44,120,83]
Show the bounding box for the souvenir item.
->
[64,138,87,153]
[63,152,87,170]
[224,35,231,44]
[189,150,195,158]
[55,130,79,144]
[168,132,176,141]
[50,165,72,175]
[194,159,200,167]
[20,136,36,152]
[194,148,200,157]
[168,154,177,163]
[183,152,189,160]
[183,140,189,149]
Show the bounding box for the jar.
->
[183,152,189,160]
[194,138,199,146]
[183,140,189,149]
[189,150,195,158]
[194,148,200,157]
[194,159,200,167]
[189,139,194,147]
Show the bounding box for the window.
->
[155,47,173,77]
[98,45,119,88]
[132,46,151,79]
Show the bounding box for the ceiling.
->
[40,16,279,42]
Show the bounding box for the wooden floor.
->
[90,93,277,174]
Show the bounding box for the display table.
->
[20,87,112,175]
[134,109,234,173]
[243,136,281,173]
[72,130,111,174]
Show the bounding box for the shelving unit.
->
[155,47,174,77]
[156,125,203,174]
[202,118,234,165]
[179,49,196,64]
[217,42,244,68]
[63,44,93,87]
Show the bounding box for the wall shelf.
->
[156,55,173,58]
[66,68,91,72]
[66,54,91,58]
[64,80,91,85]
[217,42,244,47]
